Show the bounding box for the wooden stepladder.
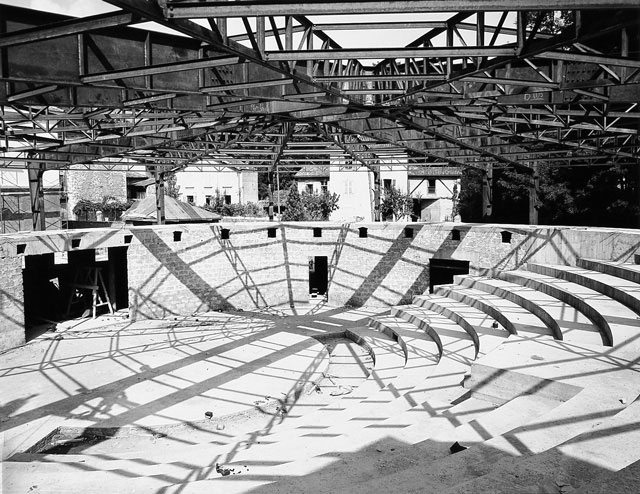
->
[66,266,114,319]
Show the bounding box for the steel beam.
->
[0,10,139,48]
[266,46,516,61]
[81,56,241,83]
[164,1,640,18]
[201,78,294,93]
[536,51,640,69]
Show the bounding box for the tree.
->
[457,162,640,228]
[281,185,306,221]
[458,168,484,222]
[165,172,181,199]
[380,186,413,221]
[258,170,298,200]
[281,185,341,221]
[526,10,574,34]
[573,166,639,228]
[73,195,133,221]
[302,190,340,220]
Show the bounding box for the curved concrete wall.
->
[2,222,640,350]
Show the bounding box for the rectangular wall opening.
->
[309,256,328,298]
[429,258,470,293]
[22,246,129,341]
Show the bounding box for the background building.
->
[175,166,259,207]
[295,159,460,222]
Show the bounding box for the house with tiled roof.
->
[294,165,330,195]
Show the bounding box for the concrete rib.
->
[407,296,510,358]
[465,275,603,346]
[530,262,640,317]
[433,284,556,340]
[505,269,640,350]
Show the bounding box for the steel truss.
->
[0,1,638,181]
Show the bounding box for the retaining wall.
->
[1,222,640,351]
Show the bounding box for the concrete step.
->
[573,459,640,494]
[579,258,640,285]
[390,305,476,365]
[404,296,510,359]
[528,262,640,318]
[367,314,442,388]
[390,304,503,408]
[323,337,640,494]
[461,274,602,346]
[500,269,612,346]
[3,393,559,494]
[504,269,640,350]
[433,284,555,340]
[454,275,564,340]
[263,394,561,494]
[441,394,640,493]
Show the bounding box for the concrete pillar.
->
[482,162,493,221]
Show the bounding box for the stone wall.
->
[0,255,25,350]
[65,167,127,220]
[124,222,640,316]
[2,222,640,351]
[127,223,310,319]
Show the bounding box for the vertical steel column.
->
[256,16,265,56]
[476,11,484,68]
[154,167,165,225]
[27,156,46,231]
[285,16,293,72]
[307,25,314,77]
[529,163,539,225]
[482,162,493,221]
[217,17,227,43]
[276,165,281,216]
[516,11,526,55]
[373,167,381,222]
[268,170,275,221]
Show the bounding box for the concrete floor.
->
[0,301,387,460]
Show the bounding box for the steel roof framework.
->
[0,1,638,184]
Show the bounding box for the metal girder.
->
[266,46,516,61]
[163,1,640,18]
[535,51,640,69]
[0,9,140,48]
[81,56,242,83]
[1,2,639,182]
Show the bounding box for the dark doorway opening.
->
[22,247,129,341]
[412,199,422,222]
[309,256,328,297]
[429,258,470,293]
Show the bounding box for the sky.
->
[1,0,116,17]
[1,1,516,65]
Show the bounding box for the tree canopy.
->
[458,164,639,228]
[281,186,340,221]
